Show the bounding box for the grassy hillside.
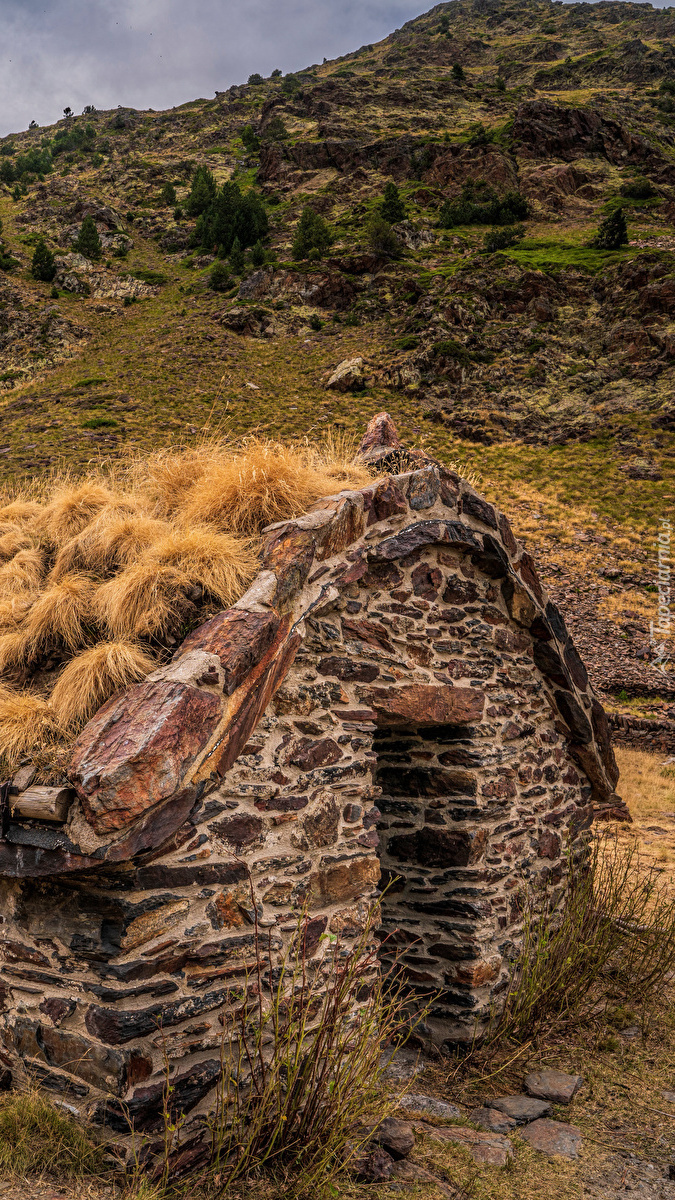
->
[1,0,675,702]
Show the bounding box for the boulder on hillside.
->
[326,356,365,391]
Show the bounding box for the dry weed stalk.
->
[483,832,675,1049]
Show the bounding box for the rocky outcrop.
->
[512,100,660,165]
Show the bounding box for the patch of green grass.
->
[504,238,638,273]
[73,376,107,387]
[130,269,168,286]
[81,416,119,429]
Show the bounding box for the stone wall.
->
[0,415,623,1151]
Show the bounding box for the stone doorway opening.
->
[373,721,492,1048]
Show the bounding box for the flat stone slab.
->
[389,1160,458,1199]
[398,1094,462,1121]
[469,1105,517,1133]
[413,1120,514,1167]
[519,1118,583,1159]
[380,1048,425,1084]
[525,1069,584,1105]
[488,1095,552,1124]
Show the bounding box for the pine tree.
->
[209,260,232,291]
[159,181,176,207]
[229,237,245,274]
[75,214,102,260]
[452,63,465,82]
[31,237,56,282]
[292,207,333,260]
[366,216,400,257]
[250,240,267,267]
[592,207,628,251]
[185,166,216,217]
[380,181,406,224]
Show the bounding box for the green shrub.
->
[620,177,656,200]
[292,206,333,260]
[438,14,450,33]
[440,179,529,227]
[484,223,525,252]
[74,214,102,260]
[343,310,359,326]
[432,338,471,364]
[194,180,268,255]
[366,215,400,257]
[592,207,628,250]
[452,63,465,82]
[241,123,261,152]
[395,335,420,350]
[248,72,264,85]
[185,165,217,217]
[50,285,59,298]
[263,115,288,141]
[380,180,406,224]
[209,261,232,291]
[81,416,118,429]
[250,239,267,267]
[468,121,494,147]
[31,237,56,282]
[173,205,184,220]
[159,181,176,206]
[229,237,245,274]
[496,75,506,91]
[309,314,323,331]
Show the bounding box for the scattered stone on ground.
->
[397,1094,462,1121]
[663,1091,675,1105]
[389,1159,458,1198]
[519,1117,583,1159]
[487,1095,553,1124]
[370,1117,415,1160]
[380,1048,425,1084]
[468,1105,518,1133]
[413,1119,514,1167]
[349,1144,395,1183]
[326,356,365,392]
[524,1069,584,1105]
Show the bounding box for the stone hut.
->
[0,414,624,1142]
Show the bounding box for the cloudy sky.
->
[1,0,673,138]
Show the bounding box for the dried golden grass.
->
[0,500,43,524]
[148,526,258,605]
[51,511,169,579]
[0,548,45,598]
[50,641,157,730]
[0,527,33,564]
[0,684,60,772]
[36,482,120,545]
[0,434,371,769]
[94,562,191,640]
[176,438,370,535]
[22,573,96,655]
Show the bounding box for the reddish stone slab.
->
[180,610,280,695]
[366,684,485,726]
[71,680,223,834]
[263,527,316,609]
[519,1118,582,1159]
[524,1070,584,1105]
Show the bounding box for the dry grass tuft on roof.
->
[0,433,371,780]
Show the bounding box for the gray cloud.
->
[1,0,673,138]
[0,0,427,136]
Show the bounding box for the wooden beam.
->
[11,787,74,823]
